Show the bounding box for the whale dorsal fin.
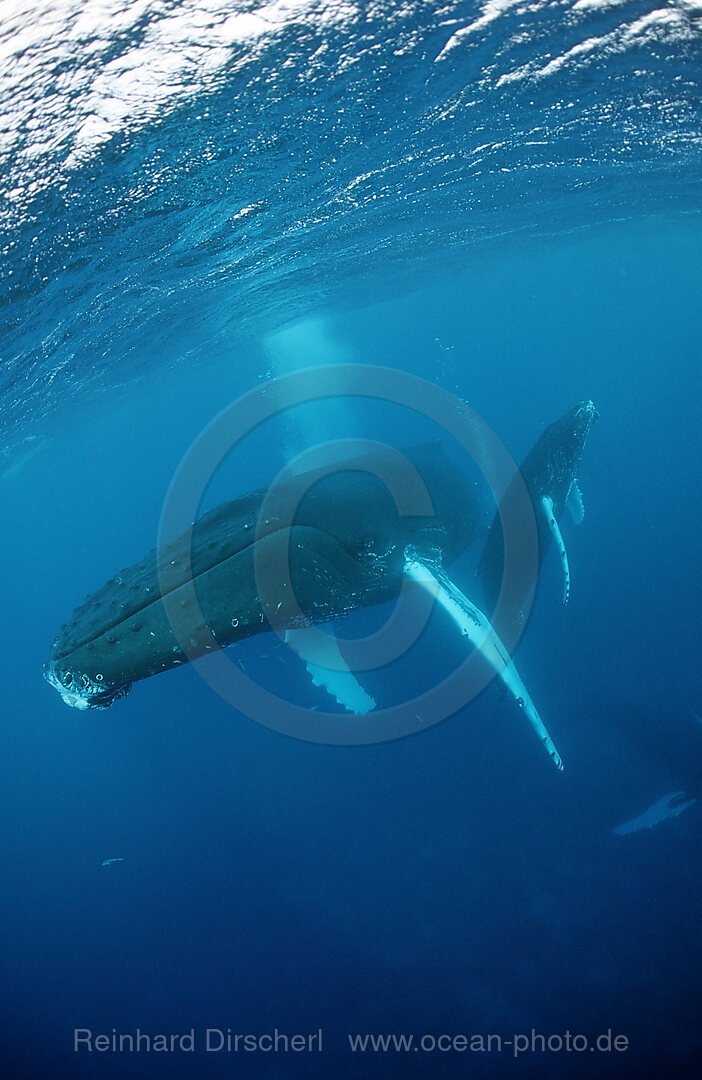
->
[566,478,585,525]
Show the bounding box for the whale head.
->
[529,399,599,513]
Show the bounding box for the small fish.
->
[101,857,125,867]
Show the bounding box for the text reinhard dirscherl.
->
[74,1028,629,1057]
[74,1029,322,1053]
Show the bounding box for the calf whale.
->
[478,400,598,622]
[45,409,597,769]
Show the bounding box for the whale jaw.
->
[44,661,130,710]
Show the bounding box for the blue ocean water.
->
[2,2,702,1078]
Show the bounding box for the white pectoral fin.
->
[285,627,376,714]
[613,791,696,836]
[566,478,585,524]
[541,495,570,605]
[404,552,564,771]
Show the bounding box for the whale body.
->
[45,407,597,771]
[45,443,477,710]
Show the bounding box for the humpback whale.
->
[46,443,476,707]
[613,791,696,836]
[606,703,702,835]
[45,408,597,769]
[478,400,598,621]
